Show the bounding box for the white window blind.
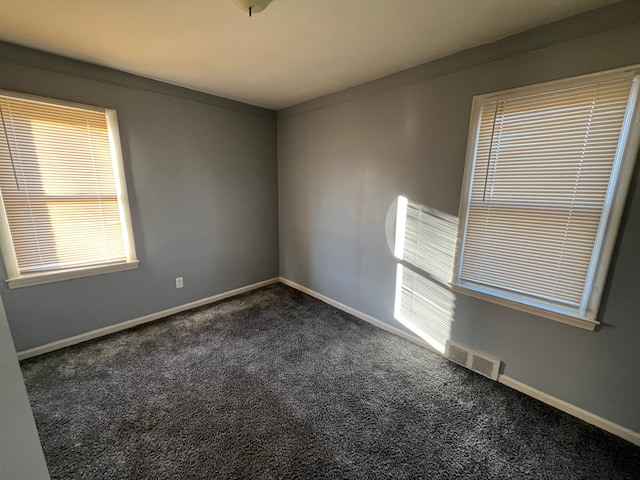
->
[0,92,137,286]
[454,70,640,327]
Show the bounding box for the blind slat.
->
[460,76,633,308]
[0,94,128,275]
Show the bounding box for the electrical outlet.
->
[175,277,183,288]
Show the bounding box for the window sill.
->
[6,261,139,289]
[450,283,599,332]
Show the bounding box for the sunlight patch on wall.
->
[393,196,458,353]
[395,196,458,283]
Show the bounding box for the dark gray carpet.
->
[21,283,640,479]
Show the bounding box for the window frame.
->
[452,66,640,330]
[0,90,138,288]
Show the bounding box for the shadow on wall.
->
[393,195,458,353]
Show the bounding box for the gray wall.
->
[278,4,640,432]
[0,295,50,479]
[0,43,279,352]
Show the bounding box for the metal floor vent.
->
[444,340,500,381]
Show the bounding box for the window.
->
[0,91,138,288]
[453,67,640,330]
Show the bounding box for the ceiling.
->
[0,0,620,110]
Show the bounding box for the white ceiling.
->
[0,0,619,110]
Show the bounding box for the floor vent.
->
[444,340,500,381]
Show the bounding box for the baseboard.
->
[18,275,640,447]
[17,277,279,361]
[498,375,640,447]
[278,277,441,356]
[279,276,640,447]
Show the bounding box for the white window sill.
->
[6,261,139,289]
[450,283,599,332]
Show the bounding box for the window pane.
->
[0,94,131,276]
[456,73,638,321]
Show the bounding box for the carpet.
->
[21,283,640,479]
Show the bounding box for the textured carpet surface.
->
[21,283,640,479]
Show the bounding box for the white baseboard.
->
[498,375,640,446]
[278,277,441,356]
[18,275,640,446]
[17,277,279,361]
[279,276,640,447]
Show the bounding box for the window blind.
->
[459,77,635,316]
[0,95,127,275]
